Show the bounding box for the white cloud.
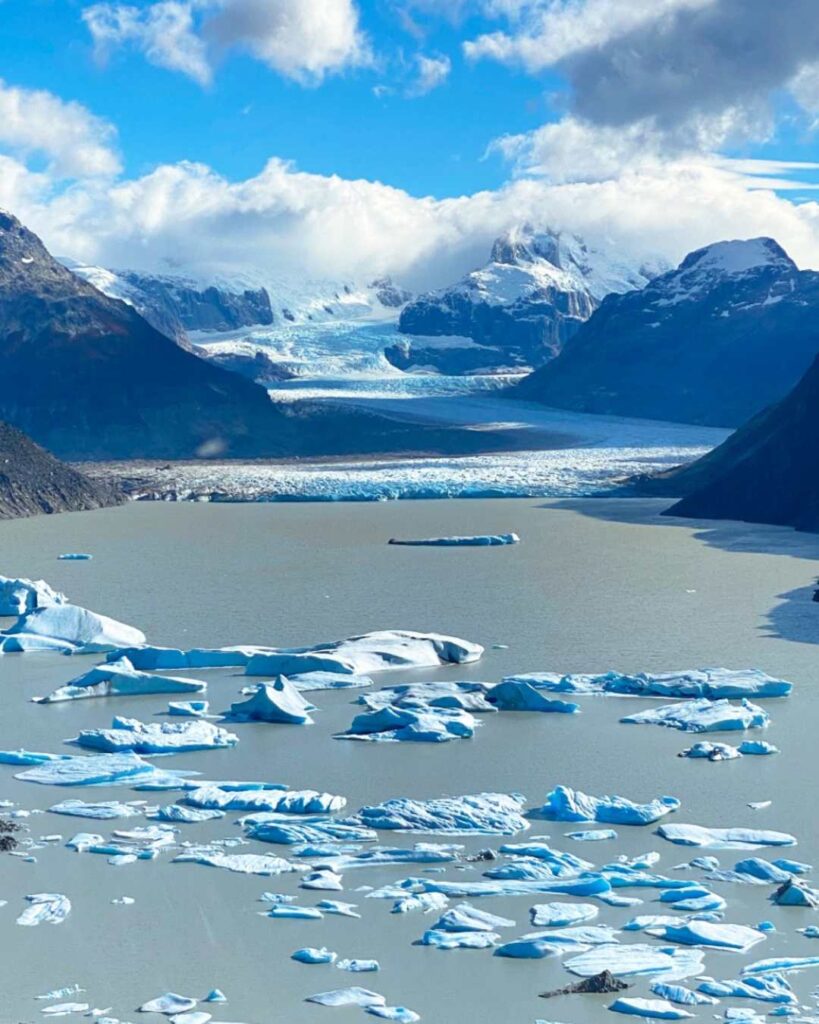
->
[83,0,370,86]
[0,79,120,178]
[406,54,452,97]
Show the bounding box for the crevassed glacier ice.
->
[504,668,792,700]
[184,785,345,815]
[0,575,65,617]
[347,793,529,835]
[73,717,238,754]
[388,533,520,547]
[358,681,494,713]
[698,974,795,1003]
[5,604,145,652]
[608,997,693,1020]
[228,679,314,724]
[656,824,796,849]
[33,658,206,704]
[530,786,680,825]
[147,805,225,824]
[621,698,768,733]
[244,630,482,677]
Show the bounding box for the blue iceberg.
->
[504,668,792,700]
[5,603,145,653]
[0,575,65,616]
[656,824,796,849]
[530,903,598,927]
[621,698,768,733]
[33,657,206,703]
[292,947,337,964]
[347,793,529,835]
[228,679,315,724]
[530,786,680,825]
[388,533,520,546]
[609,997,693,1019]
[484,681,579,713]
[73,716,238,754]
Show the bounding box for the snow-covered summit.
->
[680,237,795,278]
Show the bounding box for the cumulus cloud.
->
[406,54,452,96]
[83,0,370,86]
[0,79,120,178]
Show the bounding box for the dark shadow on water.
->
[540,496,819,647]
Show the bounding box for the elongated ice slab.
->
[388,533,519,547]
[48,800,144,820]
[564,944,704,980]
[139,994,197,1014]
[609,997,693,1019]
[246,820,373,845]
[168,701,209,717]
[293,947,337,964]
[645,921,766,952]
[679,741,741,761]
[348,793,528,835]
[184,785,345,815]
[173,852,302,876]
[366,1008,420,1022]
[420,929,499,949]
[531,786,680,826]
[339,705,477,743]
[432,903,514,933]
[0,575,65,616]
[505,668,792,700]
[621,698,768,733]
[228,679,314,724]
[73,717,238,754]
[5,604,145,652]
[530,903,599,927]
[15,752,186,787]
[656,824,796,849]
[742,956,819,975]
[34,658,206,704]
[698,975,796,1003]
[649,983,717,1006]
[306,988,385,1007]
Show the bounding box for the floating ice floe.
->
[244,820,374,845]
[33,658,206,703]
[184,785,345,815]
[110,645,262,669]
[609,997,693,1019]
[347,793,529,835]
[698,975,796,1003]
[420,929,499,949]
[530,786,680,826]
[621,699,768,733]
[58,553,92,561]
[530,903,599,927]
[566,829,617,841]
[679,742,741,761]
[432,903,515,933]
[4,603,145,653]
[41,1002,90,1017]
[48,799,144,820]
[338,705,477,743]
[494,938,564,959]
[302,869,344,891]
[244,630,482,677]
[742,956,819,975]
[318,900,360,918]
[656,824,796,849]
[15,752,190,788]
[306,987,385,1007]
[365,1007,420,1023]
[168,701,210,717]
[0,575,65,616]
[293,947,337,964]
[0,633,76,652]
[420,875,612,899]
[644,921,766,952]
[228,679,315,724]
[173,851,302,876]
[388,533,520,547]
[392,892,449,914]
[358,681,495,714]
[563,944,704,981]
[649,982,718,1006]
[73,717,238,754]
[147,805,225,824]
[503,668,792,700]
[738,740,779,755]
[494,839,593,878]
[337,959,379,973]
[266,905,323,919]
[484,681,579,714]
[139,993,197,1014]
[16,893,71,926]
[771,878,819,907]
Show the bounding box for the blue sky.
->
[2,1,819,285]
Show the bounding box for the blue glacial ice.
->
[0,575,65,616]
[732,858,794,883]
[0,633,76,653]
[530,786,680,825]
[431,903,515,932]
[484,681,579,714]
[4,603,145,653]
[739,740,779,755]
[40,1003,91,1017]
[292,947,337,964]
[184,785,345,815]
[388,533,520,546]
[419,929,499,949]
[266,905,324,919]
[317,900,361,918]
[742,956,819,975]
[608,997,693,1019]
[228,679,315,724]
[33,658,207,703]
[306,987,385,1007]
[48,799,144,820]
[649,982,718,1006]
[173,851,302,876]
[621,698,769,733]
[14,752,189,787]
[73,717,239,754]
[392,892,449,914]
[530,903,599,927]
[494,938,564,959]
[16,893,71,926]
[679,742,741,761]
[421,875,612,898]
[58,553,92,561]
[109,645,262,670]
[494,839,593,877]
[698,975,796,1003]
[644,920,766,952]
[286,671,374,692]
[656,824,796,849]
[563,944,704,980]
[336,959,380,973]
[365,1007,420,1023]
[244,820,375,845]
[244,630,483,677]
[0,749,71,765]
[168,701,210,717]
[147,805,225,823]
[771,878,819,906]
[503,668,792,700]
[338,705,477,743]
[301,869,344,891]
[347,793,529,835]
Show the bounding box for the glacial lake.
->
[1,497,819,1023]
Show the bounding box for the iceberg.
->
[173,852,302,876]
[609,997,693,1019]
[484,681,579,714]
[0,575,65,616]
[293,947,337,964]
[339,705,477,743]
[73,717,238,754]
[739,740,779,755]
[33,658,206,703]
[347,793,529,835]
[244,820,375,845]
[365,1008,420,1023]
[317,900,360,918]
[644,920,766,952]
[301,869,344,891]
[58,553,92,560]
[168,700,209,717]
[336,959,380,973]
[733,858,792,883]
[621,698,768,733]
[0,633,76,652]
[5,603,145,652]
[656,824,796,849]
[16,893,71,926]
[138,994,197,1014]
[649,982,717,1006]
[698,975,796,1003]
[431,903,514,932]
[245,630,482,677]
[564,944,704,980]
[771,878,819,907]
[147,805,225,823]
[742,956,819,975]
[679,741,741,761]
[566,829,617,841]
[48,799,144,820]
[266,905,323,919]
[15,752,184,787]
[530,786,680,825]
[305,988,386,1008]
[494,840,593,877]
[184,785,345,815]
[422,875,612,898]
[110,645,261,670]
[530,903,599,927]
[392,892,449,915]
[228,679,314,724]
[419,929,499,949]
[505,668,792,700]
[358,681,495,713]
[388,533,520,546]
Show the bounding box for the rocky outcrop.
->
[519,237,819,427]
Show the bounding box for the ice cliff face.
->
[519,236,819,427]
[388,227,655,374]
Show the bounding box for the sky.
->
[3,0,819,289]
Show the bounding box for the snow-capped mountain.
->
[387,226,658,374]
[519,236,819,427]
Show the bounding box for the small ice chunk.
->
[41,1002,91,1016]
[748,801,771,810]
[739,740,779,755]
[388,533,519,546]
[301,869,344,891]
[609,997,693,1019]
[112,896,135,905]
[484,681,578,714]
[530,903,599,927]
[174,852,302,876]
[228,678,314,725]
[336,959,380,973]
[432,903,514,932]
[679,742,740,761]
[531,786,680,825]
[266,905,323,919]
[621,698,768,733]
[305,987,386,1007]
[203,990,226,1003]
[168,701,209,717]
[168,1013,210,1024]
[495,938,564,959]
[293,947,337,964]
[771,878,819,907]
[657,824,796,849]
[365,1008,420,1023]
[138,993,197,1014]
[567,830,617,841]
[16,893,71,926]
[317,900,361,918]
[58,553,92,560]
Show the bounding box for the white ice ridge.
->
[656,823,797,849]
[503,668,793,699]
[72,717,238,754]
[620,698,769,732]
[2,603,145,653]
[32,657,206,703]
[0,575,65,616]
[183,784,346,815]
[530,786,680,825]
[347,793,529,835]
[387,533,520,547]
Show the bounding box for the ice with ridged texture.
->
[147,805,225,823]
[566,829,617,841]
[431,903,514,932]
[530,903,599,927]
[624,916,687,933]
[530,785,680,825]
[366,1008,420,1023]
[649,983,717,1007]
[388,533,519,547]
[244,630,483,677]
[0,633,76,652]
[338,705,477,743]
[609,997,693,1019]
[392,892,449,914]
[109,645,261,669]
[33,657,207,703]
[679,741,741,761]
[347,793,528,835]
[288,672,374,692]
[245,820,375,845]
[15,752,188,787]
[698,974,796,1003]
[564,944,704,980]
[505,668,792,699]
[173,851,302,876]
[301,869,343,891]
[0,575,65,616]
[422,875,612,898]
[228,679,315,724]
[58,553,92,560]
[48,799,144,820]
[184,785,345,815]
[621,698,768,733]
[733,858,792,882]
[419,929,499,949]
[484,680,579,714]
[73,717,238,754]
[16,893,71,926]
[656,824,796,849]
[494,840,593,877]
[306,988,385,1007]
[267,905,323,919]
[645,920,766,952]
[293,947,337,964]
[5,603,145,652]
[315,844,461,873]
[318,900,360,918]
[358,681,494,713]
[139,994,197,1014]
[0,749,70,765]
[742,955,819,975]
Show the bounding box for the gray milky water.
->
[1,497,819,1024]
